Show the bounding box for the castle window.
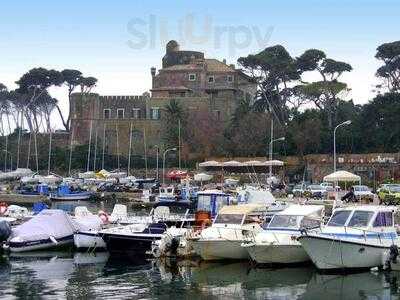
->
[227,75,234,82]
[188,73,196,81]
[117,108,125,119]
[208,76,215,83]
[213,110,221,121]
[132,108,140,119]
[103,109,111,119]
[150,107,160,120]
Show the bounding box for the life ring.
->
[0,203,8,215]
[98,210,109,224]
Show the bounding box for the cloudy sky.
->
[0,0,398,129]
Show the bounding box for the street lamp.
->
[163,147,177,185]
[333,120,352,173]
[269,137,285,178]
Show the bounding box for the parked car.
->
[378,184,400,204]
[377,183,400,194]
[292,183,307,196]
[352,185,374,198]
[305,184,328,199]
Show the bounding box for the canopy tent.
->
[198,161,221,167]
[193,173,213,182]
[198,159,284,173]
[264,160,284,166]
[323,170,361,183]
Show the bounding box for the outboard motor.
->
[0,220,12,242]
[385,244,399,270]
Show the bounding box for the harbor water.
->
[0,252,399,299]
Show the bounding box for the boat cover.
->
[10,209,79,242]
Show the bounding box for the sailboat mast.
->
[178,118,181,169]
[102,123,106,170]
[68,127,74,176]
[86,120,93,172]
[4,134,8,172]
[26,132,32,168]
[93,127,98,172]
[47,130,52,175]
[115,124,120,171]
[16,109,24,168]
[34,129,38,173]
[127,122,133,176]
[143,126,148,177]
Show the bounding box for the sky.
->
[0,0,399,129]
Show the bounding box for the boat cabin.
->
[326,205,396,231]
[266,204,324,231]
[212,204,266,228]
[196,189,233,217]
[158,186,176,202]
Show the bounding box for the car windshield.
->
[354,186,369,191]
[327,210,351,226]
[309,185,321,190]
[214,214,244,225]
[268,215,301,229]
[387,185,400,192]
[347,211,374,227]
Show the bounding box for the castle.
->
[70,41,257,156]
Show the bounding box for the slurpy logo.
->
[127,14,274,56]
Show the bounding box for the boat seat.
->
[153,206,170,220]
[110,204,128,220]
[74,206,92,217]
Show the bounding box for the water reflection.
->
[0,252,399,299]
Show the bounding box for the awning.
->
[323,170,361,182]
[198,160,222,167]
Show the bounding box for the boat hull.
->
[245,243,310,264]
[50,194,92,201]
[192,239,249,260]
[74,231,106,249]
[7,235,74,253]
[102,233,163,256]
[298,235,391,270]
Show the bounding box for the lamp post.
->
[269,137,285,178]
[333,120,352,173]
[163,147,177,185]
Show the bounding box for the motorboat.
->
[298,205,398,271]
[242,204,324,264]
[49,184,93,201]
[150,190,234,259]
[100,222,168,256]
[157,186,177,202]
[190,204,265,260]
[73,206,106,250]
[4,209,79,252]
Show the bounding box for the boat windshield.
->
[347,211,374,227]
[268,215,301,229]
[327,210,351,226]
[197,194,229,212]
[214,214,244,225]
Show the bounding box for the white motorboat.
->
[73,206,105,250]
[190,204,265,261]
[242,204,324,264]
[298,205,398,271]
[157,186,177,202]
